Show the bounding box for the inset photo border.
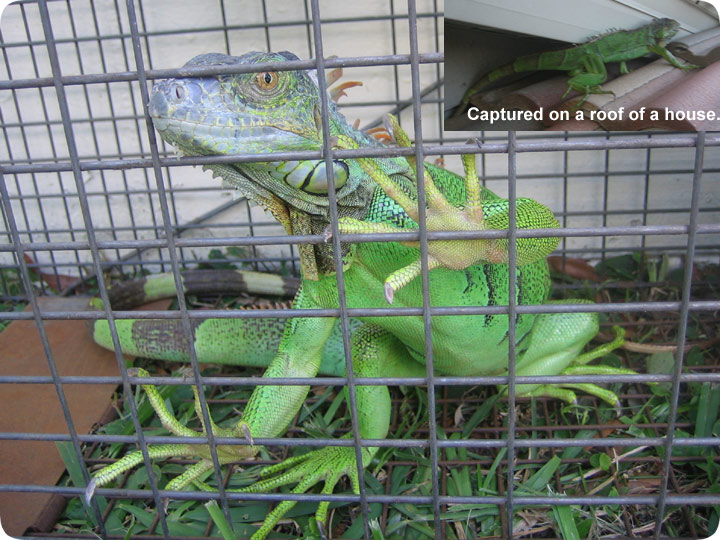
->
[444,0,720,131]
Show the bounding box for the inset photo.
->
[445,0,720,131]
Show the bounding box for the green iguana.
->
[85,51,634,539]
[452,17,696,118]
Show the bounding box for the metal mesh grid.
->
[1,1,720,539]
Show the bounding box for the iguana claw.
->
[241,423,254,447]
[316,519,328,540]
[84,478,97,506]
[321,225,334,243]
[384,282,396,304]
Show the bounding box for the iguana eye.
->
[255,71,279,90]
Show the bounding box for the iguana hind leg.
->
[90,269,299,369]
[87,289,339,508]
[91,271,359,377]
[513,300,630,409]
[85,367,252,502]
[563,54,615,104]
[226,323,424,540]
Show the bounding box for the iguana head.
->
[650,18,680,45]
[149,51,380,221]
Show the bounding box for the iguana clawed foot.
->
[330,115,559,303]
[229,443,364,540]
[85,368,256,505]
[512,306,634,412]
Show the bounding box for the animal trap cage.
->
[0,1,719,539]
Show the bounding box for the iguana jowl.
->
[87,51,633,539]
[453,18,696,118]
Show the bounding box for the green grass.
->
[55,364,720,538]
[50,255,719,538]
[0,267,26,332]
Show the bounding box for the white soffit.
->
[446,0,719,43]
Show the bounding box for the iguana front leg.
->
[206,323,425,540]
[650,43,698,70]
[332,115,560,302]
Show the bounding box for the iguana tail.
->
[453,63,518,117]
[98,269,300,310]
[89,269,349,376]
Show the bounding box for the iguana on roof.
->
[452,17,696,118]
[85,51,633,539]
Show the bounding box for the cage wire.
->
[0,0,720,539]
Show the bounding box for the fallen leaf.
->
[548,256,602,282]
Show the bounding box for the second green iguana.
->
[452,17,696,118]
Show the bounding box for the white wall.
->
[0,0,717,281]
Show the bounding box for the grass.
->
[0,267,27,331]
[44,254,720,538]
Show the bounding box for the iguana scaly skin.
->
[453,18,696,118]
[90,268,357,376]
[87,51,633,539]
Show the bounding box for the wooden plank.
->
[0,296,168,536]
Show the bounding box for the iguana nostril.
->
[148,87,169,119]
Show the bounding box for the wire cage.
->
[1,1,720,539]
